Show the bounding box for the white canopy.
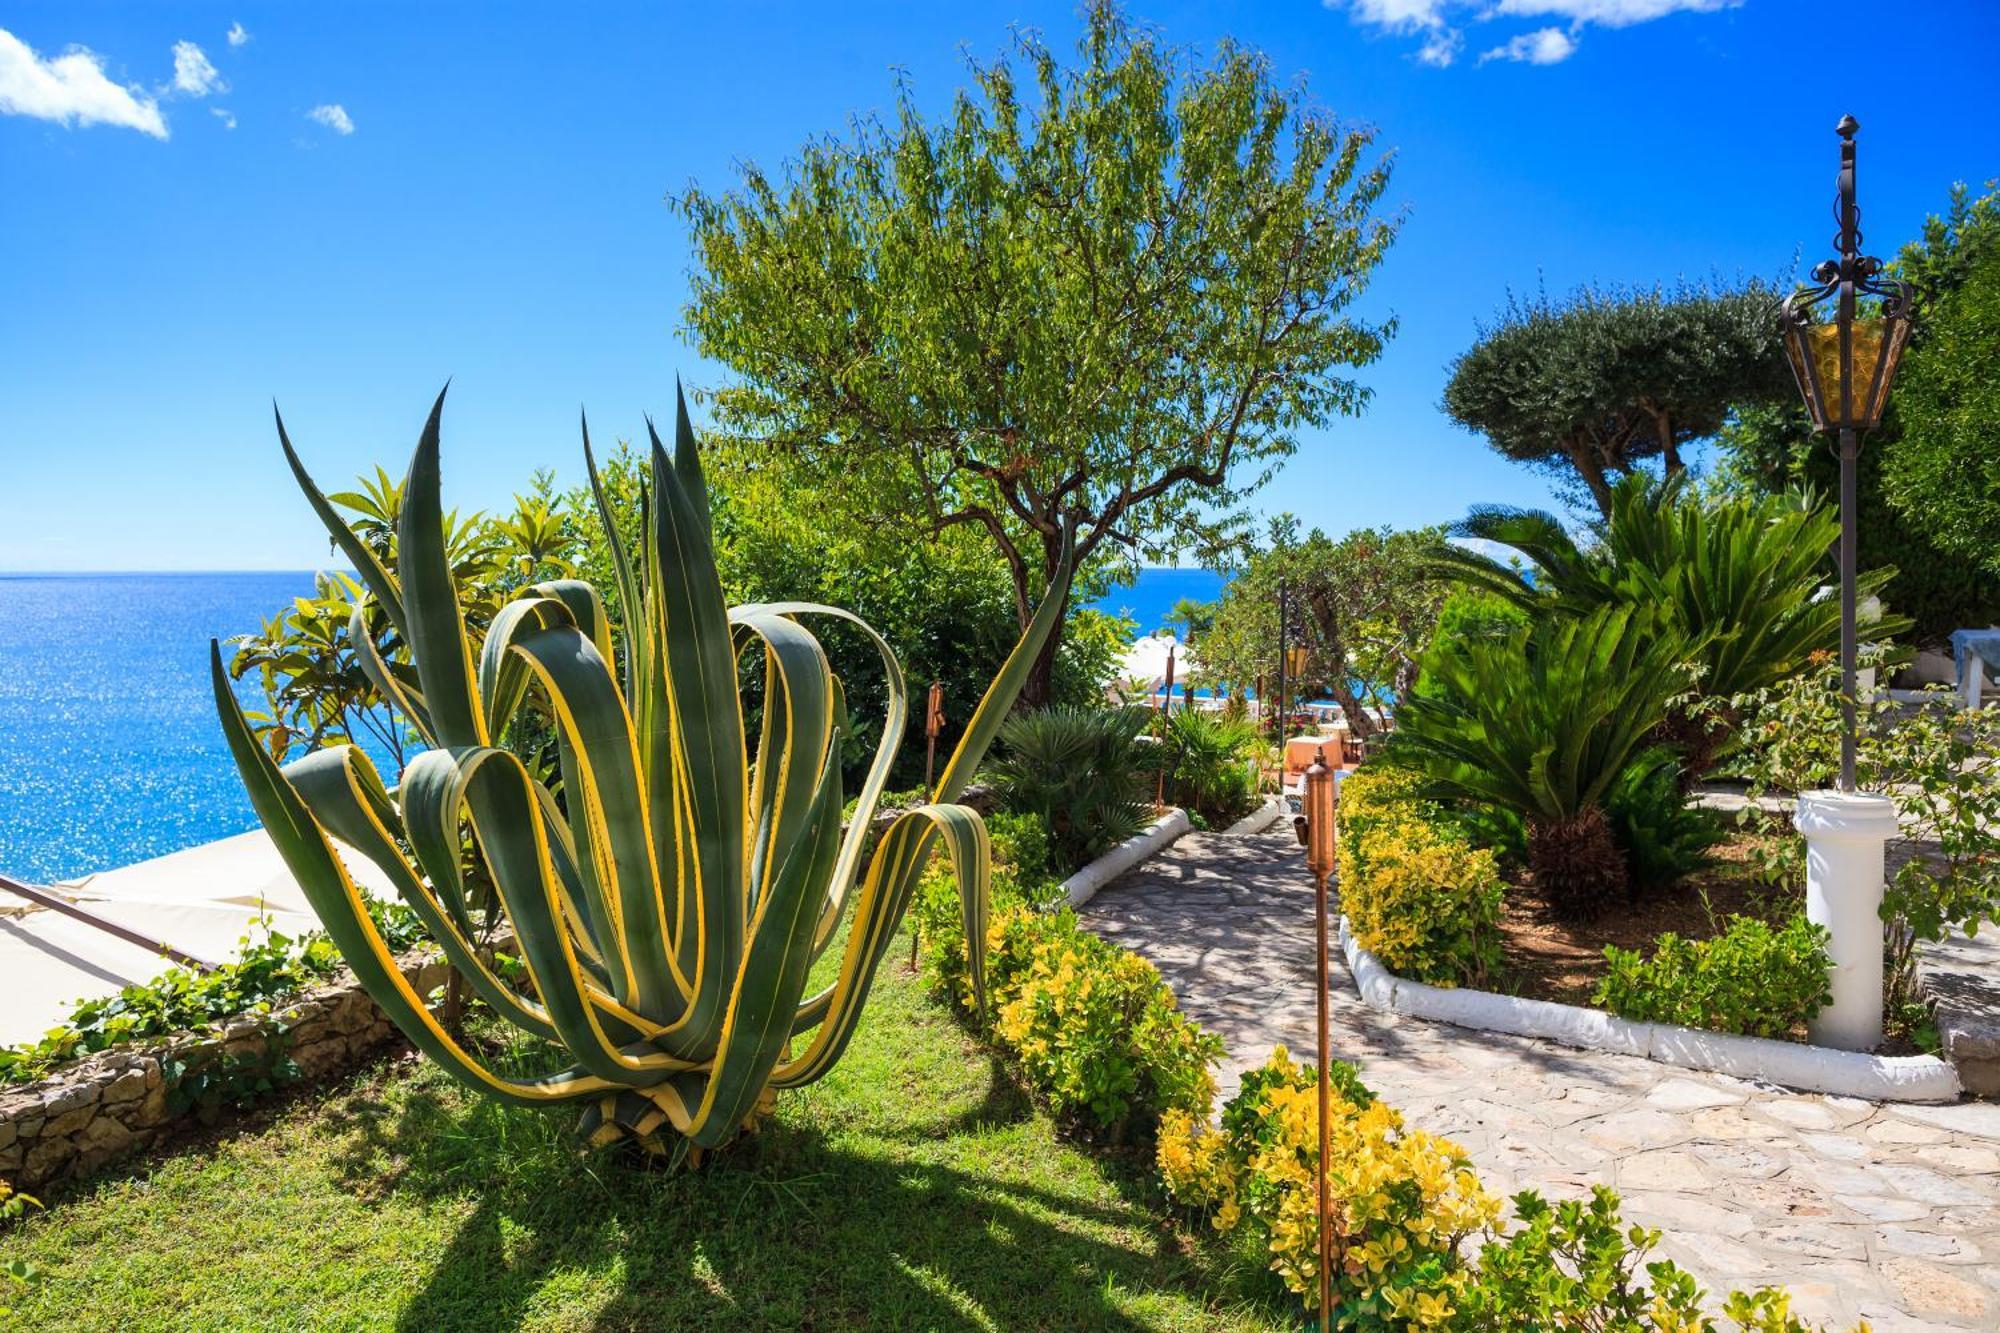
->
[0,832,395,1047]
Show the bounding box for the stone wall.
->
[0,947,453,1194]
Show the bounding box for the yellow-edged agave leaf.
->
[214,384,1073,1153]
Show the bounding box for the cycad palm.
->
[212,387,1070,1155]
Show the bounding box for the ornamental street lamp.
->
[1778,114,1914,792]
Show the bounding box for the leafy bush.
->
[1594,914,1831,1039]
[1158,1045,1502,1317]
[1394,604,1692,918]
[985,906,1221,1140]
[910,810,1065,998]
[1152,708,1262,828]
[1162,1047,1850,1329]
[0,903,426,1087]
[1605,758,1725,890]
[1732,662,2000,1014]
[988,704,1155,873]
[1338,809,1503,988]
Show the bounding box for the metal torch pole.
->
[1839,427,1859,792]
[1314,855,1333,1331]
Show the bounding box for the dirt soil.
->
[1493,833,1798,1006]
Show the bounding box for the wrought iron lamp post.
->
[1777,114,1914,791]
[1780,114,1914,1052]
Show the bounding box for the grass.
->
[1,928,1284,1332]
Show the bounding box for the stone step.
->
[1917,928,2000,1098]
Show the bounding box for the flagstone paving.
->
[1078,825,2000,1330]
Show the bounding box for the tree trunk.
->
[1016,577,1072,710]
[1568,444,1615,518]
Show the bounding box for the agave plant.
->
[210,387,1070,1156]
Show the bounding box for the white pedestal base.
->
[1796,790,1899,1052]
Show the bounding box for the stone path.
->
[1078,826,2000,1330]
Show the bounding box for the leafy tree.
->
[1198,525,1449,738]
[1443,281,1791,516]
[1880,188,2000,578]
[1712,185,2000,642]
[565,437,1128,790]
[1165,595,1217,644]
[674,2,1400,704]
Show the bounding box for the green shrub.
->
[1334,762,1502,986]
[987,704,1155,872]
[1152,708,1262,828]
[1161,1048,1838,1328]
[0,902,426,1087]
[987,906,1220,1139]
[911,809,1065,998]
[1593,914,1831,1038]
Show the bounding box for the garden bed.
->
[1490,832,1790,1008]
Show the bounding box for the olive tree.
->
[1443,281,1790,517]
[674,2,1401,704]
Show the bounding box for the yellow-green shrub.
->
[1158,1045,1501,1315]
[1339,810,1503,987]
[1161,1047,1857,1330]
[986,905,1220,1138]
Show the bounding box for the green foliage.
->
[0,903,425,1087]
[1,1179,45,1318]
[987,905,1222,1140]
[1732,662,2000,1013]
[1200,524,1452,738]
[216,388,1074,1154]
[675,1,1400,701]
[1436,471,1900,777]
[911,809,1066,1000]
[1335,768,1503,986]
[1881,186,2000,578]
[1393,605,1691,917]
[1443,279,1791,516]
[1594,914,1831,1039]
[1164,1051,1844,1329]
[987,704,1155,873]
[1152,708,1262,828]
[1712,184,2000,645]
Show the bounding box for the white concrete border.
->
[1221,796,1288,838]
[1337,916,1962,1103]
[1063,809,1192,909]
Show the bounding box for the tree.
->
[1443,281,1791,517]
[1712,185,2000,642]
[1198,525,1449,738]
[1165,595,1216,644]
[1880,186,2000,578]
[674,2,1400,704]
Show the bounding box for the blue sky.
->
[2,1,1995,572]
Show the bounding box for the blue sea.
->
[0,567,1224,883]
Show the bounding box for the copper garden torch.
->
[1301,749,1338,1330]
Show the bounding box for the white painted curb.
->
[1063,809,1192,909]
[1337,917,1962,1104]
[1221,796,1288,837]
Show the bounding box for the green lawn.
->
[3,932,1283,1331]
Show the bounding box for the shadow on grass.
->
[321,1059,1250,1332]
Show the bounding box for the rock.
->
[0,1119,15,1153]
[1836,1194,1930,1223]
[23,1136,72,1181]
[1644,1078,1745,1110]
[41,1082,99,1118]
[100,1069,148,1105]
[44,1104,96,1137]
[0,1144,20,1173]
[1882,1256,1990,1316]
[1877,1164,1995,1206]
[76,1114,133,1156]
[1867,1118,1952,1146]
[1876,1226,1980,1262]
[1914,1143,2000,1173]
[1580,1108,1687,1152]
[1797,1131,1871,1162]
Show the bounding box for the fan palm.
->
[211,386,1071,1156]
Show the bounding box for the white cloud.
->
[1491,0,1736,27]
[1416,28,1464,67]
[226,22,250,48]
[1344,0,1449,29]
[1339,0,1732,67]
[306,102,353,135]
[0,27,168,138]
[170,40,224,97]
[1481,26,1580,64]
[211,106,236,129]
